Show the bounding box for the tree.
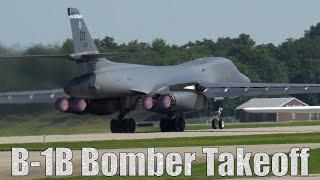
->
[152,38,167,54]
[305,23,320,38]
[101,36,117,50]
[61,39,74,53]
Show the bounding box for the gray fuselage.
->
[64,57,250,99]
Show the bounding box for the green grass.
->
[41,148,320,179]
[0,109,159,136]
[310,148,320,174]
[2,132,320,151]
[0,113,111,136]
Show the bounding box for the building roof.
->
[236,97,307,109]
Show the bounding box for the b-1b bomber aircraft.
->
[1,8,320,133]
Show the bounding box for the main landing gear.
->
[160,112,185,132]
[109,97,140,133]
[211,100,225,129]
[110,118,136,133]
[110,105,136,133]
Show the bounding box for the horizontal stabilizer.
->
[200,83,320,98]
[0,52,145,62]
[0,89,67,104]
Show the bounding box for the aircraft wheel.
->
[180,118,186,132]
[123,119,130,133]
[219,118,225,129]
[111,119,120,133]
[174,118,185,132]
[122,119,136,133]
[127,119,136,133]
[212,118,218,129]
[160,118,169,132]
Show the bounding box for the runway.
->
[0,125,319,144]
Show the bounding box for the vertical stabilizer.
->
[67,8,108,73]
[68,8,99,54]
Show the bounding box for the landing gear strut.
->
[211,100,225,129]
[160,111,185,132]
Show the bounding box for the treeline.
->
[1,23,320,116]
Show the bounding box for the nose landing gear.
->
[212,100,225,129]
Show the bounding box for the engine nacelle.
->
[160,91,207,111]
[141,91,207,112]
[54,98,87,113]
[142,96,156,110]
[55,97,124,115]
[69,99,87,112]
[55,98,69,112]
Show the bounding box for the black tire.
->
[110,119,120,133]
[127,118,136,133]
[218,118,225,129]
[118,120,125,133]
[122,119,129,133]
[122,119,130,133]
[168,119,175,132]
[173,118,180,132]
[160,118,169,132]
[180,118,185,132]
[174,118,185,132]
[212,118,218,129]
[178,118,185,132]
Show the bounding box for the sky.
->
[1,0,320,48]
